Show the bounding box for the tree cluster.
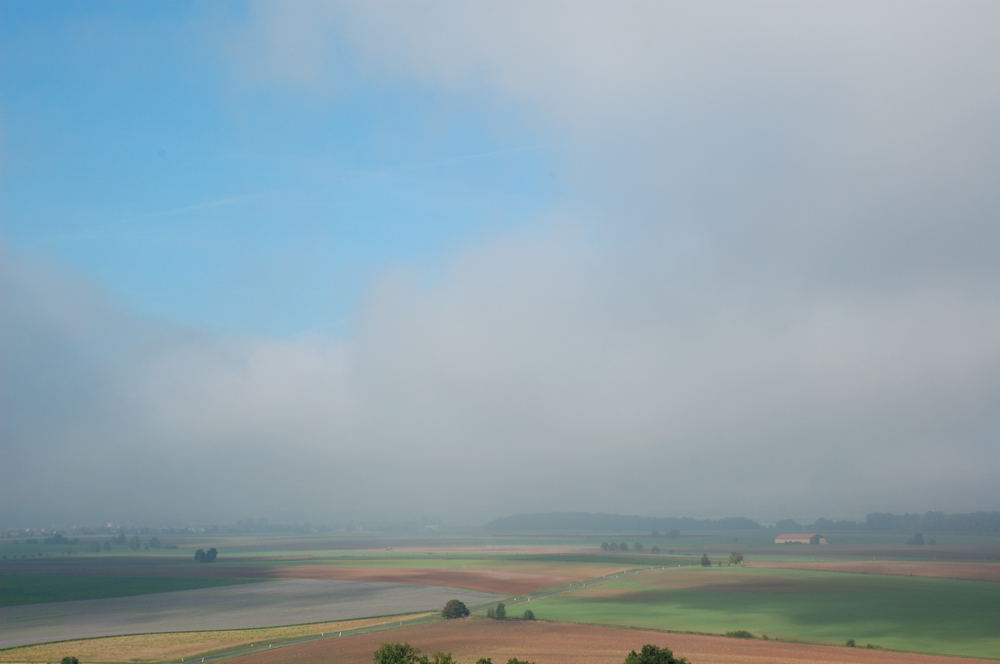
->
[194,547,218,562]
[374,643,526,664]
[374,643,685,664]
[441,600,470,619]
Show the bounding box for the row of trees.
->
[441,600,534,621]
[600,542,665,553]
[374,643,687,664]
[699,552,744,567]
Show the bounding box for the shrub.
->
[374,642,427,664]
[522,609,535,620]
[846,639,856,647]
[623,644,690,664]
[725,630,754,639]
[441,599,470,619]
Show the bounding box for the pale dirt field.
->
[0,580,500,649]
[0,613,431,663]
[224,619,1000,664]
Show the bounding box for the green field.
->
[0,574,260,606]
[525,566,1000,659]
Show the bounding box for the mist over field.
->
[2,2,1000,527]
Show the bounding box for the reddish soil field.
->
[753,560,1000,582]
[267,565,627,595]
[226,619,998,664]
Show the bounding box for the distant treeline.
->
[487,511,1000,534]
[781,511,1000,534]
[485,512,761,532]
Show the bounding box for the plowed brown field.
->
[753,560,1000,582]
[267,565,625,595]
[224,619,998,664]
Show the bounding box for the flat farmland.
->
[222,618,1000,664]
[524,566,1000,659]
[0,553,641,596]
[752,560,1000,582]
[0,613,431,663]
[0,573,259,606]
[0,579,501,649]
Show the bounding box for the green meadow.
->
[525,566,1000,659]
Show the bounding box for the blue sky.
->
[1,0,560,336]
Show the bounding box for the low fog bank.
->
[4,235,998,529]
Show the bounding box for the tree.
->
[441,599,470,619]
[623,644,689,664]
[128,536,141,551]
[494,602,506,619]
[700,553,711,567]
[650,545,661,554]
[429,653,456,664]
[506,659,534,664]
[374,643,427,664]
[907,533,925,545]
[522,609,535,620]
[205,547,218,562]
[619,542,628,551]
[633,542,644,552]
[194,548,206,562]
[601,542,610,551]
[61,657,79,664]
[728,552,744,565]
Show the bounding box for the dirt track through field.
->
[0,580,501,649]
[223,618,1000,664]
[752,560,1000,582]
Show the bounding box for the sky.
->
[2,1,999,527]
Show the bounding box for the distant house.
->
[774,533,828,545]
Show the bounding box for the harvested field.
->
[222,618,1000,664]
[752,560,1000,582]
[0,579,501,649]
[0,613,430,663]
